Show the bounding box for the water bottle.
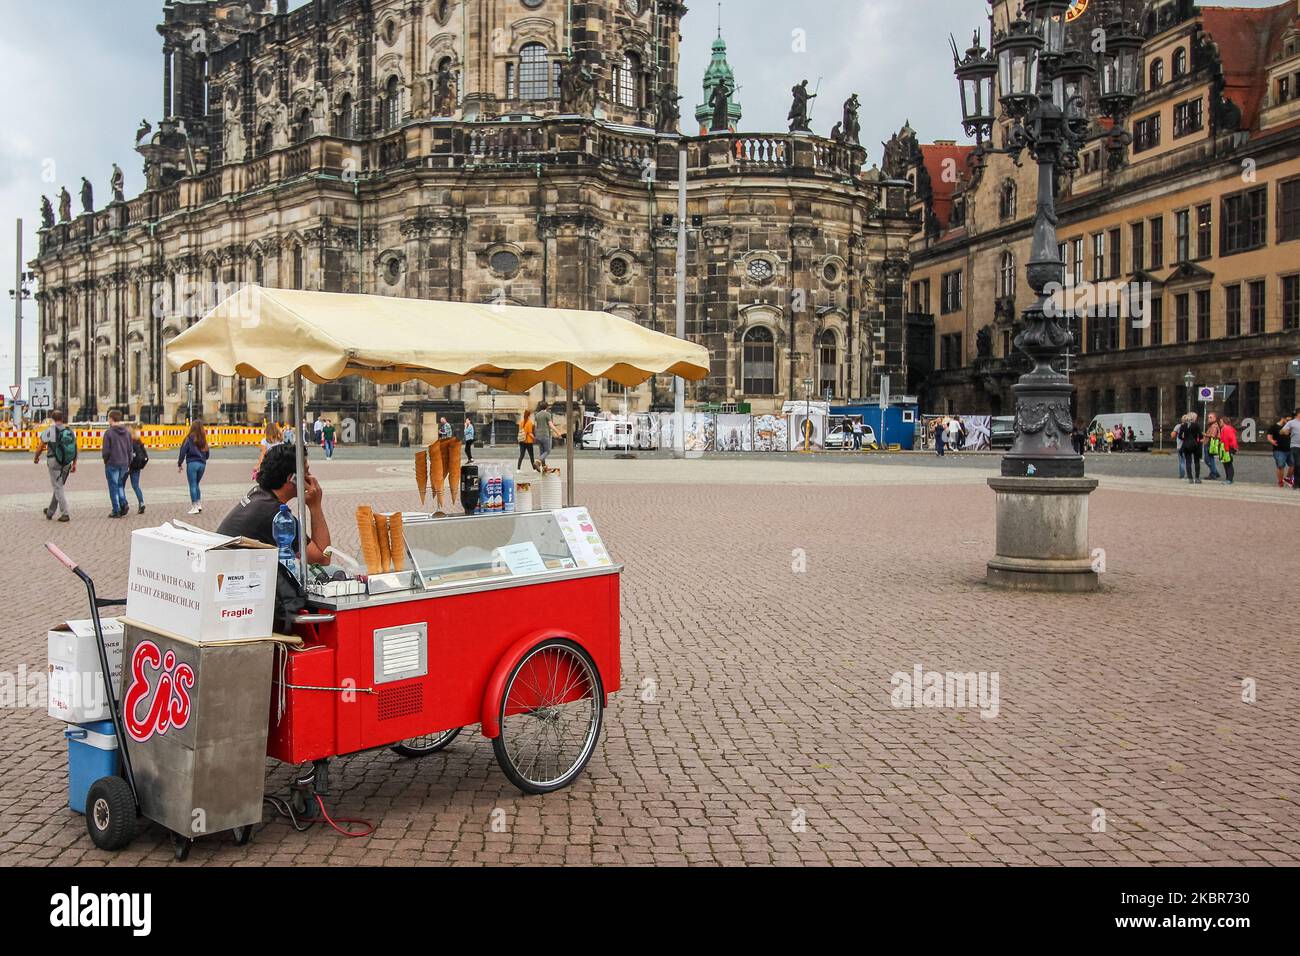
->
[489,465,502,512]
[273,504,299,578]
[503,472,516,513]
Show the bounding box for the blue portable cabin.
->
[831,396,920,450]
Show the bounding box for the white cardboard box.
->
[126,522,277,643]
[47,618,124,723]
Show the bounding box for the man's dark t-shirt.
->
[216,486,296,550]
[1269,422,1291,453]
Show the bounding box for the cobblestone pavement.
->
[0,453,1296,866]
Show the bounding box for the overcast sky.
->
[0,0,1285,392]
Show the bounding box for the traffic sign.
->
[7,384,17,400]
[28,376,53,411]
[1216,384,1236,401]
[1197,386,1214,402]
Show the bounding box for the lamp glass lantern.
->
[955,47,998,135]
[1026,0,1071,57]
[995,21,1044,116]
[1183,371,1195,389]
[1098,19,1143,116]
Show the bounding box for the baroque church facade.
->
[33,0,912,438]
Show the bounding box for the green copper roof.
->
[695,33,742,132]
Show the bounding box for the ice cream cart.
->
[58,286,708,856]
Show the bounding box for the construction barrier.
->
[0,423,272,454]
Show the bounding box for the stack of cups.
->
[539,469,564,510]
[514,471,535,513]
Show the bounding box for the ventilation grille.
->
[372,623,428,686]
[377,683,423,721]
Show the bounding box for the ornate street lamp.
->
[953,0,1144,591]
[951,0,1142,479]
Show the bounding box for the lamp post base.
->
[986,476,1100,593]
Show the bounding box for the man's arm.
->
[302,476,332,565]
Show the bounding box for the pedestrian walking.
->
[322,418,336,459]
[128,424,149,515]
[463,416,475,462]
[852,418,864,450]
[1217,416,1239,484]
[1203,412,1222,480]
[439,416,453,439]
[946,417,961,453]
[1177,412,1203,483]
[1267,412,1293,487]
[535,402,560,472]
[1112,423,1125,452]
[313,417,325,447]
[35,409,76,522]
[517,408,538,471]
[1282,409,1300,492]
[1172,418,1186,479]
[102,410,133,518]
[256,421,282,480]
[957,419,968,452]
[935,418,946,457]
[178,421,211,514]
[1126,425,1136,451]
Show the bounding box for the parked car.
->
[1087,412,1153,450]
[989,416,1016,449]
[580,419,635,451]
[825,424,878,450]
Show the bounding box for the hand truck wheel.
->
[172,833,193,862]
[232,825,254,846]
[85,776,136,851]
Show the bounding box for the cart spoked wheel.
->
[85,776,136,851]
[232,825,254,846]
[391,727,463,758]
[172,833,193,862]
[492,639,603,795]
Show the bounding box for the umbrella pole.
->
[565,365,574,508]
[293,370,307,588]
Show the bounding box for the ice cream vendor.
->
[216,443,333,565]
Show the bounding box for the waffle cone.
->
[388,512,405,572]
[374,513,392,573]
[414,451,428,508]
[355,506,383,574]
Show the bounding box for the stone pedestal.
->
[987,476,1099,592]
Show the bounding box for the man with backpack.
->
[34,409,77,522]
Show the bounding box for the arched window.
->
[615,52,640,110]
[742,326,776,395]
[999,251,1017,298]
[383,75,401,130]
[100,354,111,397]
[818,330,837,398]
[999,180,1016,221]
[1172,48,1187,78]
[518,43,551,100]
[292,245,304,290]
[1149,58,1164,90]
[337,93,354,138]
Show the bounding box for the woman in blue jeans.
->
[177,421,210,514]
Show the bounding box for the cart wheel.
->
[232,825,253,846]
[391,727,462,758]
[85,776,136,851]
[492,639,603,795]
[172,833,193,862]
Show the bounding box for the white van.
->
[1087,413,1153,450]
[581,419,634,451]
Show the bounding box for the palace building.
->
[898,0,1300,436]
[32,0,911,440]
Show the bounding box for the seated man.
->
[217,443,332,565]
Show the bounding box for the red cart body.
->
[267,570,620,765]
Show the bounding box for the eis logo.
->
[123,641,194,742]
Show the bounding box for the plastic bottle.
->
[272,504,299,578]
[502,471,516,513]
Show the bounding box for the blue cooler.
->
[65,720,121,814]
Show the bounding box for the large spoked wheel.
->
[391,727,463,758]
[85,776,136,851]
[493,639,604,795]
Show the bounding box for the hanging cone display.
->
[388,512,405,572]
[374,513,392,573]
[414,451,428,508]
[428,441,447,514]
[446,439,462,505]
[356,506,383,574]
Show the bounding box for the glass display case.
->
[307,509,616,609]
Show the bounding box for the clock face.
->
[1066,0,1089,22]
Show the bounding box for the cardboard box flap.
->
[51,618,125,640]
[140,520,273,551]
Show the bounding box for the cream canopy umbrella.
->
[166,286,710,579]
